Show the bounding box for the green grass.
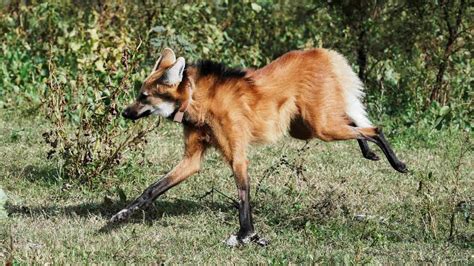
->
[0,111,472,264]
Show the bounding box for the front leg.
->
[225,157,269,247]
[110,165,190,222]
[110,127,207,223]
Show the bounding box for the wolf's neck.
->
[183,65,251,126]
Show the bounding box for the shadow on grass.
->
[6,198,235,233]
[6,164,62,185]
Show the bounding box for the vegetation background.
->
[0,0,472,263]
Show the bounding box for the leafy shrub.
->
[42,46,160,183]
[47,3,163,182]
[0,2,161,182]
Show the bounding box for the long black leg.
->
[237,187,254,239]
[350,122,379,161]
[357,139,380,161]
[367,129,408,173]
[226,159,268,246]
[226,182,268,246]
[109,134,206,223]
[110,175,178,223]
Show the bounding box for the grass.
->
[0,110,473,264]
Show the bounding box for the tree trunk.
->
[429,0,466,104]
[357,29,368,82]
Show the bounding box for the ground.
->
[0,111,472,264]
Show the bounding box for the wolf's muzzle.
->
[122,107,151,120]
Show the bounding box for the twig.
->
[195,187,239,209]
[448,131,470,240]
[90,118,161,180]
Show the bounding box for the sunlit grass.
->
[0,113,472,264]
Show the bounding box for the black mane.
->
[195,60,246,79]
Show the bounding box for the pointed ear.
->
[151,54,163,72]
[152,48,176,72]
[161,57,185,85]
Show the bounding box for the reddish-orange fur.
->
[182,49,376,159]
[115,48,403,244]
[127,47,380,193]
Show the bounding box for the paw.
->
[396,162,408,173]
[225,234,240,247]
[253,235,270,246]
[363,151,380,161]
[110,208,131,223]
[225,233,269,247]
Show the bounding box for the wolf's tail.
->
[327,50,372,128]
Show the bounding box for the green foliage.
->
[42,55,160,182]
[1,1,471,128]
[0,2,162,181]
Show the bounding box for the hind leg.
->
[314,123,376,142]
[349,122,379,161]
[318,129,381,162]
[313,123,407,172]
[357,139,380,161]
[365,129,408,173]
[291,116,378,160]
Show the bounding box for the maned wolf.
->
[111,47,407,246]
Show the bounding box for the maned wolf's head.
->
[122,48,189,121]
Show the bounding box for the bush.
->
[42,46,160,183]
[0,2,161,182]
